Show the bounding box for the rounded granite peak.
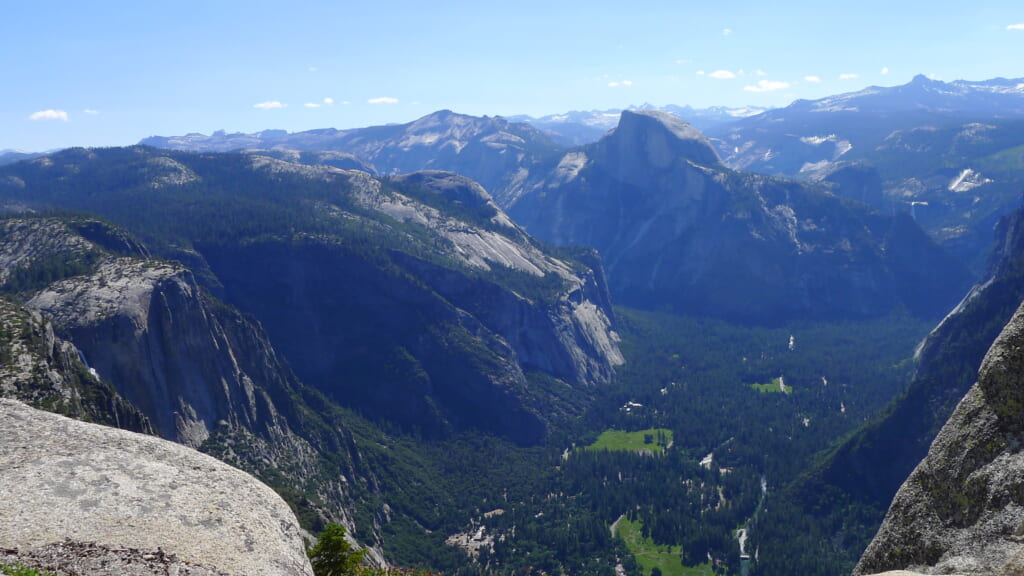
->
[391,170,495,206]
[603,109,721,169]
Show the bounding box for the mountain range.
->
[705,75,1024,269]
[3,74,1024,576]
[133,74,1024,276]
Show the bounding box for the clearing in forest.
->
[582,428,673,454]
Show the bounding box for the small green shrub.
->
[308,524,366,576]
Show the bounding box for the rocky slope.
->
[197,167,623,442]
[0,149,623,444]
[508,109,970,323]
[0,398,314,576]
[853,300,1024,575]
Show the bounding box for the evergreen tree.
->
[308,524,366,576]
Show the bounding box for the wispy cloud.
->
[755,69,767,76]
[324,97,334,105]
[696,70,706,76]
[83,109,100,115]
[308,66,318,72]
[29,109,69,121]
[722,28,732,36]
[1007,23,1024,30]
[881,67,890,75]
[675,58,692,65]
[253,101,287,110]
[839,73,859,80]
[608,80,633,87]
[709,69,736,80]
[368,97,399,104]
[804,75,822,83]
[304,102,321,108]
[744,80,790,93]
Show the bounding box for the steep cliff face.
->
[854,302,1024,575]
[200,169,622,442]
[509,110,970,323]
[27,257,291,448]
[0,398,314,576]
[0,295,149,433]
[0,217,367,553]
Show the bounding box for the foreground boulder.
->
[0,398,314,576]
[854,302,1024,575]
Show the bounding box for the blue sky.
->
[5,1,1024,151]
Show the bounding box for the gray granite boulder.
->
[0,398,313,576]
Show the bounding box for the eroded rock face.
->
[28,258,285,448]
[0,398,314,576]
[854,302,1024,575]
[0,297,150,433]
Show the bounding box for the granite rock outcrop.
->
[854,302,1024,575]
[0,398,314,576]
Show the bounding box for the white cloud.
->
[1007,23,1024,30]
[609,80,634,87]
[696,70,706,76]
[29,109,69,121]
[675,58,692,65]
[709,69,736,79]
[839,73,859,80]
[722,28,732,36]
[804,75,822,83]
[324,97,334,105]
[308,67,317,72]
[83,109,100,115]
[368,97,399,104]
[881,67,890,75]
[253,101,286,110]
[304,102,321,108]
[341,100,351,105]
[756,69,767,76]
[744,80,791,92]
